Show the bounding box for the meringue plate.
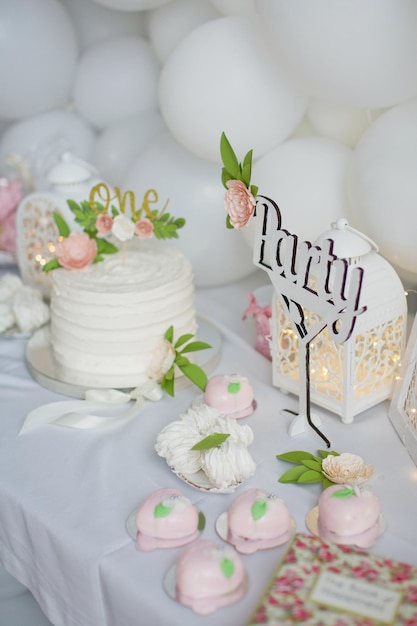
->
[215,511,296,552]
[26,315,222,399]
[126,508,206,542]
[306,506,386,549]
[172,468,242,494]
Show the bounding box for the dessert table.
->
[1,265,417,626]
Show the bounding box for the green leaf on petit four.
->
[332,487,355,498]
[220,132,240,179]
[278,465,310,483]
[297,470,323,484]
[277,451,320,464]
[154,503,172,518]
[179,340,212,354]
[300,459,323,472]
[42,258,62,272]
[191,432,230,450]
[53,212,70,238]
[227,382,241,394]
[177,362,208,391]
[220,558,235,579]
[198,511,206,532]
[251,500,267,521]
[164,325,174,343]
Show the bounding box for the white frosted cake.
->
[49,240,197,388]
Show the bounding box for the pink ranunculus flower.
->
[134,218,154,240]
[224,179,255,228]
[56,232,97,270]
[96,213,113,236]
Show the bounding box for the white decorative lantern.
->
[16,153,102,296]
[270,219,407,424]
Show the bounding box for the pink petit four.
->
[135,487,202,551]
[204,374,256,418]
[317,484,381,548]
[226,488,293,553]
[174,539,247,614]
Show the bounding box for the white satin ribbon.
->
[19,381,163,434]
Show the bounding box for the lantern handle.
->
[331,218,379,253]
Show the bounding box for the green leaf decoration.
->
[93,254,104,264]
[164,325,174,343]
[220,132,240,179]
[53,212,70,238]
[221,167,233,189]
[154,502,172,518]
[179,340,212,354]
[277,451,320,464]
[96,238,118,255]
[198,511,206,532]
[318,450,340,459]
[111,205,119,218]
[161,375,174,397]
[251,500,267,521]
[153,214,185,240]
[322,477,335,489]
[250,184,258,197]
[332,487,355,498]
[297,470,324,484]
[278,465,310,483]
[174,333,195,349]
[173,354,190,368]
[225,214,234,229]
[177,362,208,391]
[220,558,235,579]
[164,365,175,380]
[300,459,323,472]
[42,258,62,273]
[191,432,230,451]
[227,382,241,394]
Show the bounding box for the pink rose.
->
[134,218,154,240]
[0,211,17,254]
[56,232,97,270]
[96,213,113,235]
[224,179,255,228]
[0,178,23,221]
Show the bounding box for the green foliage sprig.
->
[220,132,258,229]
[276,449,340,489]
[160,325,212,397]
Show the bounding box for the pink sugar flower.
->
[135,218,154,239]
[56,232,97,270]
[95,213,113,235]
[224,179,255,228]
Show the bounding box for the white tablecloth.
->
[1,269,417,626]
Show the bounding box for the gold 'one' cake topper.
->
[43,182,185,272]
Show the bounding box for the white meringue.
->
[0,273,22,302]
[12,287,50,333]
[0,303,15,332]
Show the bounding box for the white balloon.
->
[250,137,352,244]
[159,16,307,163]
[255,0,417,108]
[90,111,166,185]
[0,110,95,190]
[90,0,170,10]
[307,100,383,149]
[123,132,256,286]
[0,0,78,120]
[147,0,221,64]
[348,99,417,280]
[72,36,160,129]
[210,0,257,18]
[63,0,147,51]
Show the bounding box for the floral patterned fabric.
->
[249,533,417,626]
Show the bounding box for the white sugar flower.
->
[147,339,176,382]
[111,214,135,242]
[322,452,373,485]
